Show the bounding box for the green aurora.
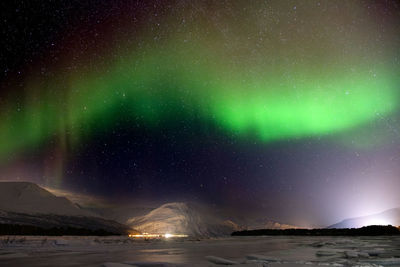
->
[0,1,399,161]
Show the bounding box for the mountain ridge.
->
[126,202,242,237]
[329,208,400,228]
[0,181,131,234]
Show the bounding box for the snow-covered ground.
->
[1,235,400,267]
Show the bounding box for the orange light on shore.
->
[128,233,188,238]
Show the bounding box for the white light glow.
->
[128,233,188,239]
[362,218,391,227]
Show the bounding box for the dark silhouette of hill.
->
[0,182,133,235]
[232,225,400,236]
[0,223,123,236]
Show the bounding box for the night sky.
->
[0,0,399,227]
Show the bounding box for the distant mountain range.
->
[244,218,299,230]
[329,208,400,228]
[0,181,303,237]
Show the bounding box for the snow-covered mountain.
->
[0,182,130,234]
[126,202,242,237]
[0,182,95,216]
[329,208,400,228]
[0,182,301,236]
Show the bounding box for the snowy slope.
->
[0,182,131,233]
[0,182,94,216]
[126,202,241,237]
[329,208,400,228]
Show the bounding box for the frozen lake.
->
[1,235,400,267]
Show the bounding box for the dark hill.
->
[232,225,400,236]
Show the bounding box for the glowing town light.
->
[164,233,172,238]
[128,233,188,238]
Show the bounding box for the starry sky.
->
[0,0,399,226]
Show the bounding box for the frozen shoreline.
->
[1,236,400,267]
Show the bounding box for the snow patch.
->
[206,255,239,265]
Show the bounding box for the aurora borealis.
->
[1,1,399,226]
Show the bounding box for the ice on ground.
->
[54,239,69,246]
[246,254,281,262]
[269,264,319,267]
[315,251,337,257]
[311,242,337,248]
[0,252,28,259]
[358,252,370,258]
[360,258,400,266]
[102,263,134,267]
[366,250,386,257]
[234,264,267,267]
[0,236,399,267]
[206,255,239,265]
[344,250,359,258]
[124,262,186,266]
[351,264,384,267]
